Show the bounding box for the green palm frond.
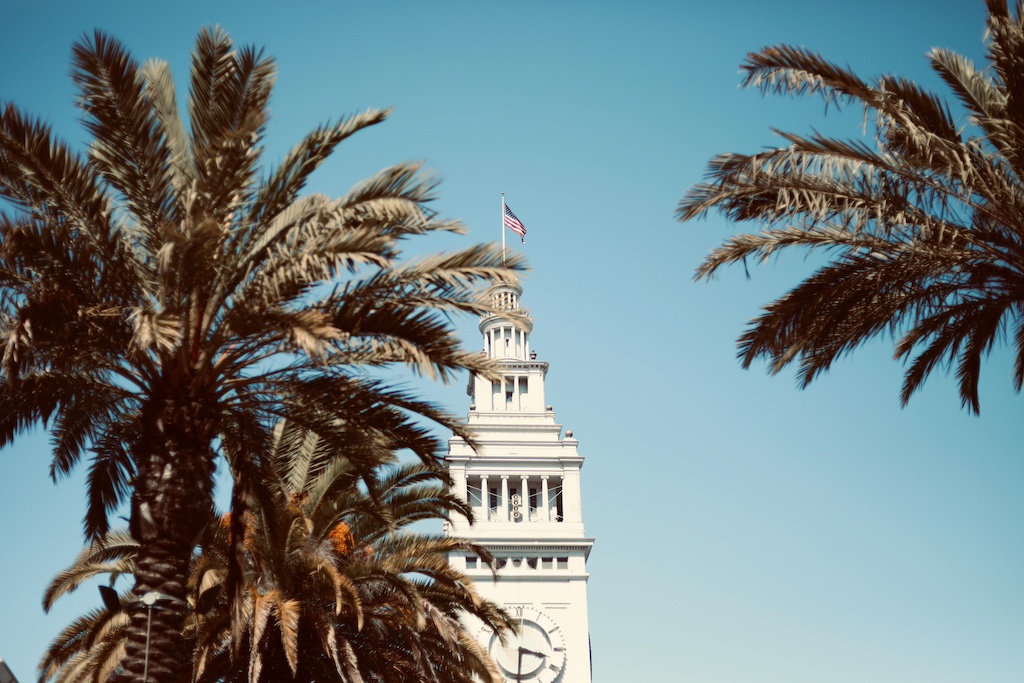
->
[193,43,273,221]
[186,27,236,159]
[38,606,129,683]
[0,373,109,452]
[72,30,176,250]
[243,108,390,241]
[142,59,194,200]
[49,381,126,481]
[42,529,137,611]
[740,45,875,107]
[0,105,115,247]
[680,2,1024,412]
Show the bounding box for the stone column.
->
[450,466,467,502]
[521,475,530,520]
[541,475,550,521]
[559,475,566,522]
[480,475,489,521]
[501,475,510,521]
[561,471,583,522]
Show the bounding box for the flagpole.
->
[501,192,506,265]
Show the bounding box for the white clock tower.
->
[447,279,593,683]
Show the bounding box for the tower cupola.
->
[469,280,547,413]
[480,279,534,361]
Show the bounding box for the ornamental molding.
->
[489,360,549,372]
[470,541,595,553]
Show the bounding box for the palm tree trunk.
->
[120,536,191,683]
[119,397,216,683]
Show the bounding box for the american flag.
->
[503,203,527,243]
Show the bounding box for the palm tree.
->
[677,0,1024,414]
[40,421,512,683]
[0,27,521,683]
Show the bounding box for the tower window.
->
[557,557,569,570]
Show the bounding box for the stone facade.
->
[446,280,593,683]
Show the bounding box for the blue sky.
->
[1,1,1021,682]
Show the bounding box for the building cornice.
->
[463,540,595,552]
[490,360,549,372]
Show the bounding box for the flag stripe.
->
[503,203,527,242]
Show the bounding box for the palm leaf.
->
[71,30,176,252]
[679,4,1024,412]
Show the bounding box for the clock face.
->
[479,607,566,683]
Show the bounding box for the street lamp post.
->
[135,591,184,683]
[99,588,184,683]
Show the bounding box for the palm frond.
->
[276,597,300,675]
[680,5,1024,412]
[243,108,390,241]
[142,58,195,200]
[43,529,137,611]
[740,45,875,108]
[0,104,115,247]
[83,423,137,540]
[187,26,235,156]
[72,30,176,252]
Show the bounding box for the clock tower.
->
[446,279,593,683]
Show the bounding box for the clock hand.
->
[514,640,546,682]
